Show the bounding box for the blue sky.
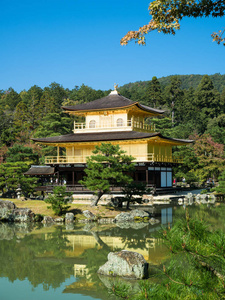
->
[1,0,224,92]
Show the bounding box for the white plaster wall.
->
[85,113,127,128]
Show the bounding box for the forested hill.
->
[0,73,225,186]
[121,73,225,93]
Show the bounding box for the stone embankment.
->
[1,192,215,224]
[0,199,160,226]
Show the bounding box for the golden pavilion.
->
[30,86,192,192]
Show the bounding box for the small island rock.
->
[83,210,96,220]
[65,212,74,223]
[97,250,148,279]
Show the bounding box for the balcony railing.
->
[73,120,155,133]
[45,154,182,164]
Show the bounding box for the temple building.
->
[29,86,192,193]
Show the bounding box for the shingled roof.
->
[32,131,193,145]
[24,166,55,175]
[62,92,164,115]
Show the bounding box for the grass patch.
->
[0,198,126,219]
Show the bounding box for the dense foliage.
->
[80,143,135,206]
[44,185,71,215]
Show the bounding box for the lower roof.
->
[32,131,193,145]
[24,166,55,175]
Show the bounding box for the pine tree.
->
[194,75,221,133]
[80,143,135,206]
[146,76,163,108]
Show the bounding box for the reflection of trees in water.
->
[174,204,225,231]
[0,225,74,290]
[81,230,117,283]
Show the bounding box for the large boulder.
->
[0,200,35,222]
[130,209,150,219]
[12,208,35,222]
[97,250,149,279]
[65,212,74,223]
[83,210,96,220]
[0,200,16,220]
[114,212,134,223]
[42,216,55,224]
[114,209,150,223]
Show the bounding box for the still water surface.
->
[0,202,225,300]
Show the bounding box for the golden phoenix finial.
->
[114,83,118,90]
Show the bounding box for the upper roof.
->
[32,131,193,145]
[62,92,164,115]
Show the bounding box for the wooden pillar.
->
[72,171,75,185]
[57,146,59,163]
[57,171,59,185]
[146,168,148,184]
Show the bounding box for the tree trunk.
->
[90,191,104,207]
[126,200,130,210]
[90,231,110,250]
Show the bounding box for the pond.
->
[1,201,225,300]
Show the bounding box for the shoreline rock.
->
[0,200,35,222]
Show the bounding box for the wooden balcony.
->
[73,120,155,133]
[45,154,182,165]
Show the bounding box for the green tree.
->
[214,170,225,194]
[34,113,72,138]
[68,84,105,104]
[206,114,225,144]
[44,185,71,215]
[191,133,225,183]
[194,75,221,133]
[164,76,184,125]
[0,110,15,147]
[173,145,199,184]
[6,144,39,164]
[0,162,37,197]
[80,143,135,206]
[146,76,163,108]
[21,85,44,129]
[122,182,149,209]
[121,0,225,46]
[44,82,68,108]
[33,112,73,159]
[13,101,30,143]
[1,88,22,111]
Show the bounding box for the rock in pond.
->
[83,210,96,220]
[114,212,134,223]
[149,217,160,225]
[42,216,55,224]
[55,217,64,223]
[11,208,35,222]
[114,209,150,223]
[0,200,16,220]
[65,212,74,223]
[130,209,149,218]
[97,250,149,279]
